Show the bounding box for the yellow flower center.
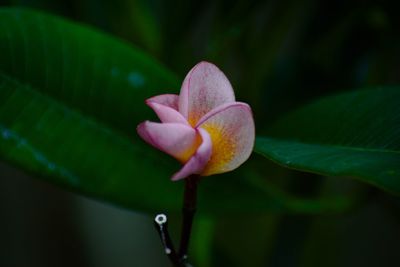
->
[200,124,236,176]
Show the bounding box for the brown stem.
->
[178,175,199,262]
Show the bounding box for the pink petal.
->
[171,128,212,181]
[146,99,188,125]
[137,122,200,163]
[179,61,235,126]
[147,94,179,109]
[196,102,255,176]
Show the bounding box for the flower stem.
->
[179,175,199,262]
[154,175,199,267]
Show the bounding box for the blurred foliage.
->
[0,0,399,267]
[0,8,353,215]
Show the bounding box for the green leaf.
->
[0,8,339,215]
[0,7,182,213]
[255,88,400,194]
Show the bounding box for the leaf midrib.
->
[255,137,400,155]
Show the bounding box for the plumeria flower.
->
[137,61,255,181]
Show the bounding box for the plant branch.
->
[154,214,183,267]
[154,174,199,267]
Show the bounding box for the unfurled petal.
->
[179,61,235,126]
[172,128,212,181]
[196,102,255,176]
[146,100,188,125]
[137,122,201,163]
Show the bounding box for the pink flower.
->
[137,61,255,181]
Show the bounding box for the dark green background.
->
[0,0,399,266]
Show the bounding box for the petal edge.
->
[147,94,179,109]
[179,62,235,126]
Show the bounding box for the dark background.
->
[0,0,400,266]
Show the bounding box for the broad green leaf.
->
[255,88,400,194]
[0,8,345,214]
